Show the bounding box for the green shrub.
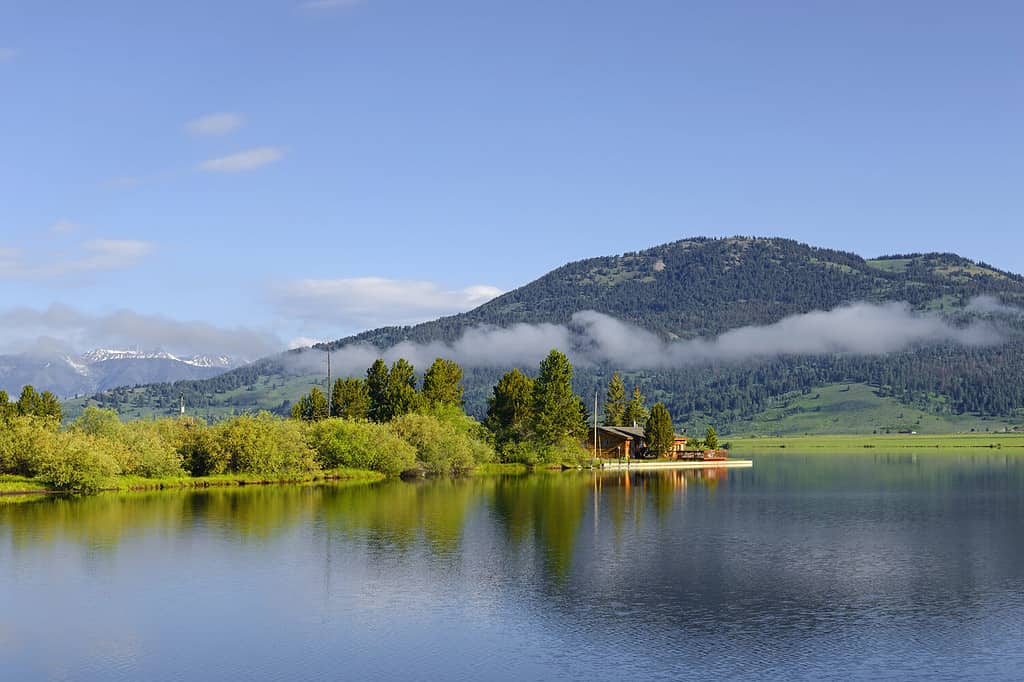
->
[389,412,493,475]
[212,413,319,475]
[121,421,185,478]
[304,418,417,476]
[535,438,589,467]
[497,441,540,466]
[35,432,121,494]
[0,416,58,477]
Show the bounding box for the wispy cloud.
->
[185,112,244,136]
[289,300,1008,377]
[272,277,503,330]
[0,238,156,280]
[0,48,17,63]
[301,0,362,10]
[199,147,286,173]
[0,304,282,360]
[288,336,326,350]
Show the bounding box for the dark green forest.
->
[71,237,1024,432]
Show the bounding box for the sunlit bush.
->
[389,412,493,475]
[34,431,121,494]
[212,412,319,475]
[304,418,417,476]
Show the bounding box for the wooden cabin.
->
[590,426,688,459]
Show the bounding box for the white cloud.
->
[0,238,156,280]
[301,0,362,10]
[185,112,244,136]
[0,48,17,63]
[288,336,325,350]
[198,147,286,172]
[272,277,503,329]
[0,304,282,360]
[289,300,1006,377]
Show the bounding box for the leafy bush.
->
[211,413,319,475]
[389,412,494,475]
[34,431,121,494]
[304,418,417,476]
[0,416,57,477]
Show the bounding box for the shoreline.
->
[0,468,385,499]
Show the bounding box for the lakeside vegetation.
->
[2,351,601,496]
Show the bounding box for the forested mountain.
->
[68,237,1024,433]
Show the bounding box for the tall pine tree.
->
[622,386,648,427]
[644,403,674,457]
[604,372,626,426]
[531,350,586,446]
[366,359,390,422]
[421,358,464,408]
[485,368,535,444]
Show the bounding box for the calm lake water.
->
[3,452,1024,680]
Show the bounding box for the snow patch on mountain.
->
[80,349,236,368]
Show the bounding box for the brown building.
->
[590,426,688,459]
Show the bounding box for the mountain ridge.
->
[65,236,1024,432]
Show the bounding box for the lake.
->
[3,452,1024,680]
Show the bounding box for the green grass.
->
[866,258,912,273]
[0,475,50,494]
[472,463,529,475]
[723,383,1018,437]
[729,433,1024,451]
[64,373,325,422]
[0,468,384,496]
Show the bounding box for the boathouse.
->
[591,426,688,459]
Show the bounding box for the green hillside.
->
[66,237,1024,433]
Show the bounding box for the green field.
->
[64,373,324,422]
[729,432,1024,451]
[719,383,1020,437]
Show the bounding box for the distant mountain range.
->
[0,349,241,398]
[67,237,1024,434]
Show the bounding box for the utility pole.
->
[326,350,332,418]
[593,389,598,461]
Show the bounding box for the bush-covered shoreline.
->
[1,351,608,496]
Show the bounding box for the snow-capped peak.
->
[80,349,235,368]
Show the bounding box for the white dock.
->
[599,459,753,471]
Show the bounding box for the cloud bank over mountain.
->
[288,299,1012,375]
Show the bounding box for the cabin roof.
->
[596,426,687,440]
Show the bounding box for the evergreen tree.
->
[485,368,535,443]
[37,391,62,422]
[644,403,674,457]
[704,426,719,450]
[531,350,587,446]
[291,386,329,421]
[16,385,41,417]
[0,389,9,422]
[331,377,370,420]
[421,358,464,408]
[383,359,418,421]
[366,359,390,422]
[622,386,648,427]
[603,372,626,426]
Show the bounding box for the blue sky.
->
[2,0,1022,358]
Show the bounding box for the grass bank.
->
[0,468,383,498]
[728,433,1024,451]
